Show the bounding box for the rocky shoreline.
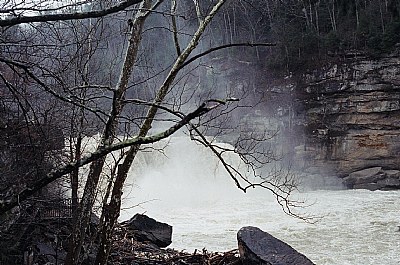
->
[2,213,315,265]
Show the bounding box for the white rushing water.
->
[117,136,400,265]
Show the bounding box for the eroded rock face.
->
[290,51,400,188]
[237,226,315,265]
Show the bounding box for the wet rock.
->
[121,214,172,248]
[343,167,383,187]
[377,177,400,187]
[377,180,400,191]
[385,170,400,178]
[352,183,385,191]
[343,167,400,190]
[237,226,315,265]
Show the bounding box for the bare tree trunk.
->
[71,134,81,213]
[94,146,140,265]
[70,18,92,215]
[302,1,310,29]
[171,0,181,56]
[309,0,313,28]
[94,2,228,264]
[68,108,82,216]
[93,152,124,265]
[327,0,337,32]
[315,1,320,35]
[380,0,386,33]
[355,0,360,28]
[65,1,152,264]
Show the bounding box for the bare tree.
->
[0,1,298,264]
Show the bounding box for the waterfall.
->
[121,135,264,211]
[76,134,400,265]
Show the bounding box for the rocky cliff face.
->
[291,50,400,189]
[203,52,400,190]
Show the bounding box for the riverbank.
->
[0,211,241,265]
[109,224,240,265]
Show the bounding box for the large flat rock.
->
[237,226,315,265]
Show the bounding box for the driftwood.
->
[109,226,241,265]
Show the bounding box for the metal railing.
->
[38,198,74,219]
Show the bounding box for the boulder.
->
[352,183,385,191]
[343,167,400,190]
[237,226,315,265]
[121,214,172,248]
[377,176,400,190]
[343,167,383,188]
[385,170,400,178]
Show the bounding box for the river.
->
[106,136,400,265]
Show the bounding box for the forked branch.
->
[188,124,313,221]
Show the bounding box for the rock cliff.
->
[204,51,400,190]
[290,50,400,189]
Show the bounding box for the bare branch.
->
[179,42,276,70]
[0,98,227,214]
[0,0,144,27]
[0,58,109,122]
[192,0,203,24]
